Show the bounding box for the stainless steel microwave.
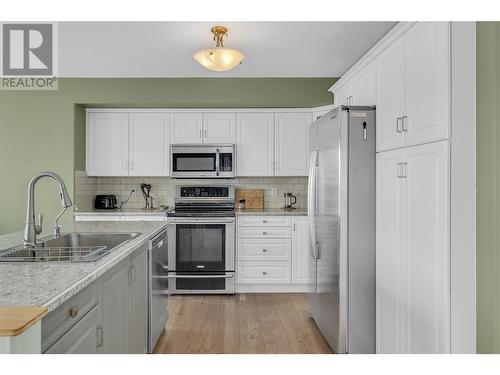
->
[170,145,235,178]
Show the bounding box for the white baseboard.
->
[236,284,309,293]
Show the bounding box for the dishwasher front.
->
[148,226,169,353]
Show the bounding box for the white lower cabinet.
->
[376,140,450,353]
[45,305,100,354]
[291,216,309,284]
[42,244,149,354]
[236,215,309,291]
[99,243,148,354]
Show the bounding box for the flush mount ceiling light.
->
[193,26,245,72]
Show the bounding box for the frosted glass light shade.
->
[193,47,244,72]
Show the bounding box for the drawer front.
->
[42,283,98,352]
[238,227,292,239]
[238,216,292,227]
[237,262,291,284]
[238,238,291,261]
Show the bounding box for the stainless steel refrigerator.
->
[307,105,376,354]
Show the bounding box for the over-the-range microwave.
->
[170,144,235,178]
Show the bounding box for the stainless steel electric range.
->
[167,185,235,294]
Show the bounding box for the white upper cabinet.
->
[170,112,203,144]
[86,112,129,176]
[203,112,236,144]
[404,22,450,147]
[376,37,405,152]
[334,81,353,106]
[376,22,450,152]
[351,61,377,105]
[129,112,170,176]
[275,113,312,176]
[236,113,275,176]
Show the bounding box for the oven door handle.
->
[166,274,234,279]
[168,219,235,224]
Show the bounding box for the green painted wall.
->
[477,22,500,353]
[0,77,336,235]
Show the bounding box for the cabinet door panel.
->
[376,37,405,152]
[376,148,404,354]
[236,113,274,176]
[352,62,377,105]
[292,217,309,284]
[86,112,129,176]
[130,112,170,176]
[334,82,352,106]
[130,245,149,354]
[170,113,203,144]
[275,113,311,176]
[45,305,99,354]
[203,113,236,143]
[99,259,130,354]
[404,22,450,146]
[404,141,450,353]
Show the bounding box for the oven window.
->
[173,153,215,172]
[176,224,225,272]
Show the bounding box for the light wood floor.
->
[153,293,333,354]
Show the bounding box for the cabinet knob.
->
[262,271,267,275]
[262,219,267,223]
[262,248,267,253]
[262,231,267,235]
[69,307,78,318]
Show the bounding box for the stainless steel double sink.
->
[0,232,141,263]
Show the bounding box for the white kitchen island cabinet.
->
[376,140,450,354]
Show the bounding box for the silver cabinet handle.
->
[167,274,234,279]
[402,115,408,132]
[262,248,267,253]
[262,231,268,235]
[397,162,403,178]
[262,271,267,275]
[69,307,78,318]
[199,129,203,139]
[396,117,402,133]
[96,325,104,348]
[293,223,297,231]
[402,162,408,178]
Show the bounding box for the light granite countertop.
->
[0,221,166,311]
[235,208,307,216]
[74,208,170,216]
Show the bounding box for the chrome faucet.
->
[24,171,73,247]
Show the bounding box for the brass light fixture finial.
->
[193,25,244,72]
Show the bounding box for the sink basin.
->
[0,232,141,262]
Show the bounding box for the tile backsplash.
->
[74,170,308,211]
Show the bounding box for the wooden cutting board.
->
[235,189,264,209]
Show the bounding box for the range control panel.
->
[180,186,229,198]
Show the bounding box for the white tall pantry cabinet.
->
[330,21,470,354]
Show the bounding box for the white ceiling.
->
[58,22,396,77]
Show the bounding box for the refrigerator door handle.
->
[308,150,319,259]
